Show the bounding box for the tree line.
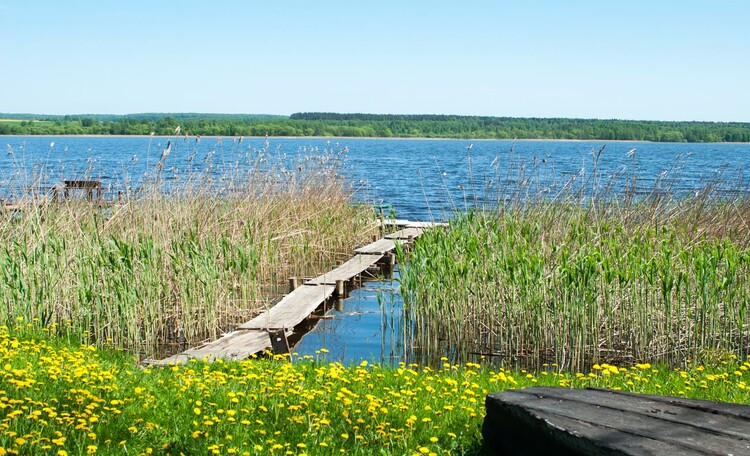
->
[1,112,748,142]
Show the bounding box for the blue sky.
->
[1,0,748,121]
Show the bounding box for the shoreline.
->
[1,134,747,145]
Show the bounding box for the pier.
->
[156,220,444,365]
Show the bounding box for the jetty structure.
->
[155,219,443,365]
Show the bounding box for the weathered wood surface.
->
[376,218,413,227]
[157,329,283,365]
[305,254,383,285]
[239,284,335,330]
[404,221,447,228]
[385,227,423,239]
[354,238,404,254]
[483,386,750,456]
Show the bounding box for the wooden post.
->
[268,329,291,357]
[118,190,123,202]
[334,297,344,312]
[289,277,299,293]
[335,279,345,297]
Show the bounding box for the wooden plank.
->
[354,238,404,254]
[376,219,413,227]
[156,330,276,365]
[483,387,750,456]
[385,227,423,239]
[239,284,335,330]
[534,387,750,439]
[305,254,383,285]
[405,221,448,228]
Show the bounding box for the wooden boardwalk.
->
[156,220,436,365]
[483,387,750,455]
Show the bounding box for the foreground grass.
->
[1,327,749,455]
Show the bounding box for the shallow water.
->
[293,268,406,365]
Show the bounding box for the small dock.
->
[483,387,750,455]
[156,220,445,365]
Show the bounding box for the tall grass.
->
[0,141,377,358]
[398,149,750,371]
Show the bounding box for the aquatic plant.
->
[0,141,377,358]
[398,148,750,370]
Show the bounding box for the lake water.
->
[3,136,749,221]
[4,136,750,363]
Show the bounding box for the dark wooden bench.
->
[61,180,102,201]
[483,387,750,455]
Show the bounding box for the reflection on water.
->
[294,268,407,365]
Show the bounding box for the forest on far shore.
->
[1,112,749,142]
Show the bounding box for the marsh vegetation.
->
[0,147,377,358]
[398,149,750,370]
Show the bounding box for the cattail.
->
[161,140,171,160]
[175,125,181,135]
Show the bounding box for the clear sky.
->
[1,0,748,121]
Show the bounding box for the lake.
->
[3,136,750,363]
[3,136,749,221]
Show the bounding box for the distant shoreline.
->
[2,134,748,145]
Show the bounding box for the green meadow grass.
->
[0,325,748,455]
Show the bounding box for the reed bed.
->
[398,150,750,371]
[0,144,377,358]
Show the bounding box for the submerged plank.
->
[305,254,383,285]
[483,387,750,456]
[239,284,335,330]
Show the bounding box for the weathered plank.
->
[376,218,413,228]
[483,387,750,456]
[239,284,335,330]
[305,254,383,285]
[405,221,448,228]
[354,238,404,254]
[156,329,278,365]
[385,227,423,239]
